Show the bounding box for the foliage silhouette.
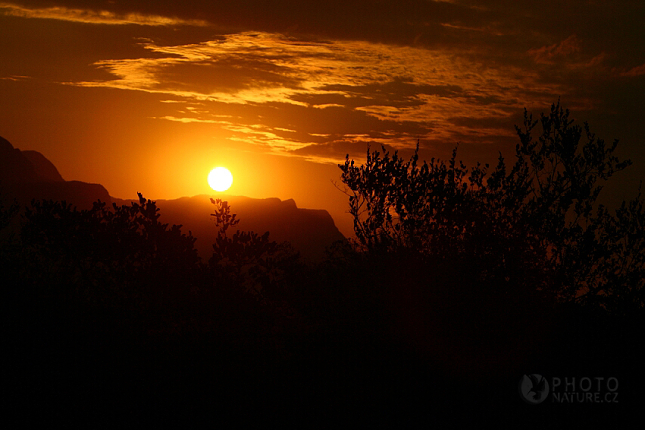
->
[0,192,18,232]
[209,197,300,296]
[19,193,200,308]
[339,101,643,313]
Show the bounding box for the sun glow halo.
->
[208,167,233,192]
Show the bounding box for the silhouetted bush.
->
[0,191,18,231]
[209,197,300,297]
[338,101,643,314]
[18,193,200,310]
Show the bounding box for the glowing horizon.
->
[2,0,644,237]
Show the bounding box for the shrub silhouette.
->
[14,193,301,347]
[7,193,300,424]
[0,192,18,232]
[209,197,300,297]
[339,101,643,314]
[19,193,200,308]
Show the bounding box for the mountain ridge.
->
[1,136,345,261]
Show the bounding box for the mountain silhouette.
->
[1,136,344,260]
[0,135,40,184]
[0,136,111,209]
[21,150,65,182]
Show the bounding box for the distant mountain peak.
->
[0,136,110,210]
[0,135,39,184]
[0,135,13,151]
[22,150,65,182]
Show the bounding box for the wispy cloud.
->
[153,116,230,124]
[0,2,208,26]
[621,63,645,77]
[50,29,611,163]
[0,74,31,81]
[528,35,582,65]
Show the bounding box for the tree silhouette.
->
[339,101,643,313]
[18,193,201,310]
[209,198,299,296]
[0,192,18,232]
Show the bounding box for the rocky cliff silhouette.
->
[1,136,344,260]
[0,136,111,209]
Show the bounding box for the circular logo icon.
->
[519,374,549,404]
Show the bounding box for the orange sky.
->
[1,1,644,236]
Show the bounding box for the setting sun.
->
[208,167,233,192]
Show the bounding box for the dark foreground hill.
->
[0,136,344,260]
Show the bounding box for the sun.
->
[208,167,233,192]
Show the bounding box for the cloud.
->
[0,0,526,50]
[0,2,208,26]
[71,31,558,109]
[61,30,579,162]
[152,115,230,124]
[0,74,31,81]
[586,52,607,68]
[7,1,639,166]
[528,35,582,65]
[621,63,645,77]
[289,140,399,164]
